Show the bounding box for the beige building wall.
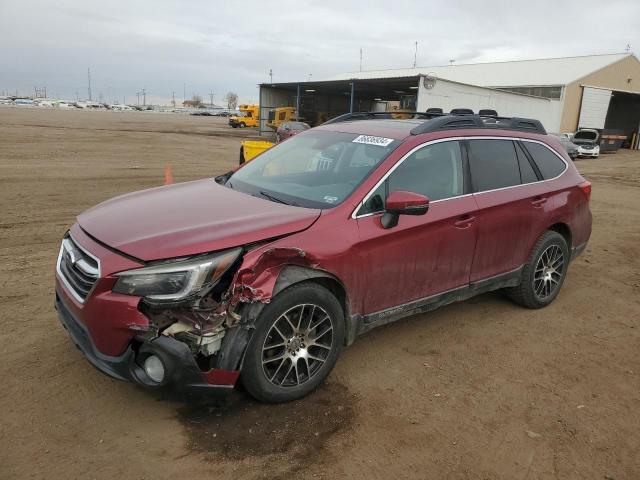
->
[560,55,640,132]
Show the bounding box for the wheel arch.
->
[272,265,356,346]
[548,222,572,249]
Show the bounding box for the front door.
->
[354,140,478,314]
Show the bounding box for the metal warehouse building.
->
[259,53,640,141]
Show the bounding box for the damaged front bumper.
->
[55,291,241,395]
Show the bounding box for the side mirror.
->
[381,190,429,229]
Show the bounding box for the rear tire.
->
[241,282,345,403]
[239,146,245,165]
[506,231,569,309]
[239,122,246,128]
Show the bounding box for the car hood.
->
[78,179,321,261]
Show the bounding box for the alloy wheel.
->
[533,244,565,300]
[261,304,334,388]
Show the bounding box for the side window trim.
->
[351,136,568,218]
[352,138,469,218]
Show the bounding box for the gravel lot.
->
[1,107,639,480]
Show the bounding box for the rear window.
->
[523,142,566,179]
[468,139,521,192]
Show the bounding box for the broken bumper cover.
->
[55,292,239,395]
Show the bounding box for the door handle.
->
[454,215,476,229]
[531,196,547,208]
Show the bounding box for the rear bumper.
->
[55,291,237,396]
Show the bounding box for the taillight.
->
[578,181,591,201]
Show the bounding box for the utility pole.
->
[183,83,186,103]
[87,68,92,101]
[172,91,176,107]
[413,41,418,68]
[360,48,363,71]
[209,90,214,107]
[136,91,140,106]
[269,68,273,84]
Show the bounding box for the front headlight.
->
[113,248,241,301]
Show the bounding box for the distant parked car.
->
[191,111,213,116]
[572,129,600,158]
[551,134,579,160]
[276,121,310,142]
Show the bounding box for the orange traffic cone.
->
[164,164,173,185]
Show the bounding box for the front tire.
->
[241,282,345,403]
[506,231,569,309]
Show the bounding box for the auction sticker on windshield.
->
[352,135,394,147]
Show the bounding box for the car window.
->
[515,142,539,184]
[359,140,464,215]
[359,182,386,215]
[468,139,521,192]
[523,142,566,180]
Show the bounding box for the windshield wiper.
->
[258,190,294,206]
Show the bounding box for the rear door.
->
[354,139,478,314]
[467,138,551,282]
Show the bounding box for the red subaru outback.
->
[55,113,592,403]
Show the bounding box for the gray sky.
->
[1,0,638,105]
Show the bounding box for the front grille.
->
[57,235,100,302]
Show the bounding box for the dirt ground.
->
[1,107,639,480]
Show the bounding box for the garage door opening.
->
[605,90,640,147]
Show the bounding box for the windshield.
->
[228,130,399,208]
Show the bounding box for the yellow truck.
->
[229,104,259,128]
[266,107,296,130]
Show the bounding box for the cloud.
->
[1,0,638,103]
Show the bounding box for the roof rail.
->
[321,111,547,135]
[409,115,547,135]
[322,110,443,125]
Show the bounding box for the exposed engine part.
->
[162,320,226,356]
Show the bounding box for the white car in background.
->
[572,129,600,158]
